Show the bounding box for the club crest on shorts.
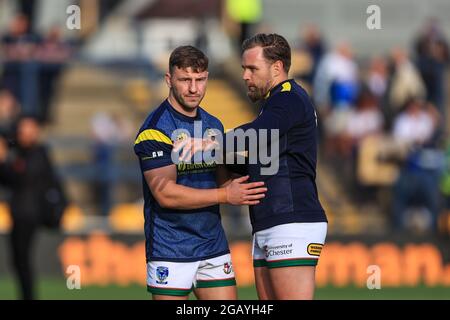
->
[223,262,233,275]
[156,266,169,284]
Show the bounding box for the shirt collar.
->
[264,79,293,99]
[165,99,201,122]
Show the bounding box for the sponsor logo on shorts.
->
[223,262,233,275]
[264,244,293,258]
[307,243,323,256]
[156,266,169,284]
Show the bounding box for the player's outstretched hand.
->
[225,175,266,206]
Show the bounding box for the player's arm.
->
[173,95,301,158]
[135,127,264,209]
[144,164,266,210]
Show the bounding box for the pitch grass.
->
[0,278,449,300]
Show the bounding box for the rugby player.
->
[175,34,328,300]
[134,46,267,300]
[236,33,328,300]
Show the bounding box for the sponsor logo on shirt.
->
[176,132,188,141]
[176,161,217,174]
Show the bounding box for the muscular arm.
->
[144,164,266,210]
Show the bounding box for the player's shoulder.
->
[135,101,175,146]
[137,101,174,136]
[268,80,313,109]
[198,107,224,131]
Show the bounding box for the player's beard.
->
[247,81,272,103]
[172,87,203,111]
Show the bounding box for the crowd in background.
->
[294,18,449,233]
[0,14,74,128]
[0,12,75,300]
[1,9,450,234]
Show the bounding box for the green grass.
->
[0,278,449,300]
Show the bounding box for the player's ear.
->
[272,61,282,77]
[165,72,172,88]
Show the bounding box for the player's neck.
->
[269,76,289,92]
[167,95,198,118]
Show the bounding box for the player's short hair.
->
[169,45,209,74]
[242,33,291,73]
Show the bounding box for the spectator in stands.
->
[365,56,391,128]
[0,89,21,141]
[343,89,385,201]
[0,14,39,62]
[439,142,450,226]
[91,112,117,216]
[1,14,43,117]
[391,98,442,232]
[35,26,74,122]
[295,24,326,86]
[344,88,384,152]
[315,42,359,159]
[17,0,37,28]
[0,116,60,300]
[388,48,426,115]
[313,41,359,109]
[392,99,438,145]
[414,18,449,126]
[366,56,389,102]
[91,112,133,216]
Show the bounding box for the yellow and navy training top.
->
[227,79,328,233]
[134,99,229,262]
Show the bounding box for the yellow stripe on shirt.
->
[135,129,173,145]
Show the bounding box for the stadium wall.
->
[262,0,450,58]
[0,233,449,288]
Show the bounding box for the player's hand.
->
[173,137,219,162]
[224,175,266,206]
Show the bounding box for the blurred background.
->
[0,0,449,299]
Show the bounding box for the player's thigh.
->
[269,265,316,300]
[194,254,237,300]
[153,293,189,300]
[252,236,275,300]
[254,266,275,300]
[194,285,237,300]
[147,260,197,300]
[260,222,327,300]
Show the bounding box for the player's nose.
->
[242,69,251,81]
[189,81,198,93]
